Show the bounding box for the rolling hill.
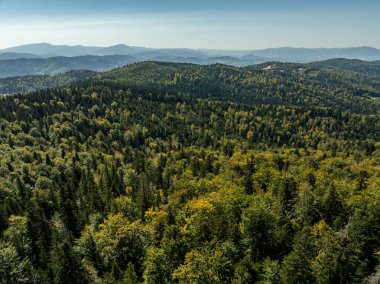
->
[1,44,380,78]
[2,60,379,114]
[308,58,380,77]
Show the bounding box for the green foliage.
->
[240,198,279,261]
[172,242,237,283]
[0,242,32,284]
[0,61,378,283]
[51,241,89,284]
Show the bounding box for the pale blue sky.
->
[0,0,379,49]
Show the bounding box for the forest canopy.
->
[0,61,379,283]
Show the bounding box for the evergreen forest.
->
[0,61,379,283]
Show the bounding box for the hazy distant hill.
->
[0,52,39,60]
[244,46,380,62]
[1,44,380,78]
[0,43,102,57]
[1,43,380,62]
[0,55,136,78]
[94,44,149,56]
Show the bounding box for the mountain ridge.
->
[1,44,380,78]
[1,43,380,62]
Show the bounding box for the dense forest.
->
[0,61,379,283]
[0,70,95,95]
[308,59,380,78]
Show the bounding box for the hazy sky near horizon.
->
[0,0,379,50]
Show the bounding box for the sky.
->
[0,0,379,50]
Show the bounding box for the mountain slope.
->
[94,61,380,114]
[0,70,96,95]
[308,58,380,77]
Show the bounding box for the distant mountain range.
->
[0,43,380,78]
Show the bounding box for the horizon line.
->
[0,42,379,52]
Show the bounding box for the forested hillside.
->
[0,70,95,95]
[309,58,380,78]
[2,61,380,112]
[0,62,379,283]
[95,61,380,114]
